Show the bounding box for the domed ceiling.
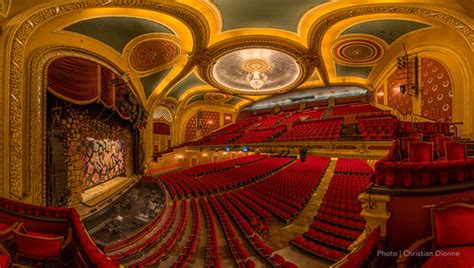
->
[17,0,470,112]
[211,48,301,94]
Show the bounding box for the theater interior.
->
[0,0,473,267]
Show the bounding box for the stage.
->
[76,176,140,218]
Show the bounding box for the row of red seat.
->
[331,103,381,116]
[109,200,179,261]
[0,197,118,267]
[215,194,297,267]
[233,126,286,144]
[358,118,398,140]
[183,154,267,176]
[222,192,269,233]
[132,200,188,266]
[334,158,374,174]
[375,140,474,187]
[172,199,200,267]
[201,132,243,145]
[199,198,221,267]
[277,118,343,141]
[160,157,293,198]
[235,156,330,222]
[340,227,381,268]
[290,159,371,263]
[400,121,450,135]
[208,196,255,268]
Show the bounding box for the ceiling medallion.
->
[129,38,180,72]
[210,48,301,95]
[332,38,384,66]
[204,93,232,104]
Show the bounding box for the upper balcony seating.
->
[0,197,117,267]
[13,223,72,261]
[334,158,374,175]
[401,136,421,159]
[401,121,451,135]
[397,203,474,268]
[374,139,474,188]
[277,118,342,141]
[276,108,325,126]
[201,132,243,145]
[233,126,286,144]
[252,113,288,129]
[331,103,381,117]
[357,118,398,140]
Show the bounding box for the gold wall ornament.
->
[307,4,474,84]
[3,0,210,203]
[197,36,317,96]
[0,0,10,17]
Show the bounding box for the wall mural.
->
[82,138,125,189]
[387,69,412,115]
[420,57,452,122]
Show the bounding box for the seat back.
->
[13,230,64,259]
[432,203,474,248]
[435,137,454,158]
[402,137,421,159]
[408,142,433,162]
[445,142,466,160]
[408,133,423,140]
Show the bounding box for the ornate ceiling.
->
[2,0,473,114]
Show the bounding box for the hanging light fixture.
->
[243,59,269,90]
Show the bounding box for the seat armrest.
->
[396,236,434,268]
[62,227,73,250]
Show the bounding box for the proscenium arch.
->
[2,0,211,202]
[27,47,144,205]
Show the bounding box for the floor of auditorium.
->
[125,159,340,268]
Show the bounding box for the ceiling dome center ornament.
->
[197,36,315,96]
[210,48,302,94]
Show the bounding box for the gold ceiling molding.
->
[2,0,211,201]
[197,36,317,96]
[332,36,385,66]
[204,92,232,104]
[307,4,474,84]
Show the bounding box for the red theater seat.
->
[13,224,72,260]
[435,137,454,159]
[397,202,474,268]
[0,244,11,268]
[445,142,466,160]
[401,136,421,159]
[408,142,433,162]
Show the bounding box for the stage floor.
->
[77,176,139,218]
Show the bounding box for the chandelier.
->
[246,71,268,90]
[243,59,269,90]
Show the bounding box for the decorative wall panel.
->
[387,69,412,115]
[199,111,220,137]
[376,86,384,104]
[420,58,452,122]
[185,114,197,141]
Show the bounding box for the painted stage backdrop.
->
[82,138,126,189]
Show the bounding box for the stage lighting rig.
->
[396,44,419,97]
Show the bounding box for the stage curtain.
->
[100,67,115,108]
[47,57,99,104]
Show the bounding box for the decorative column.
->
[358,192,391,236]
